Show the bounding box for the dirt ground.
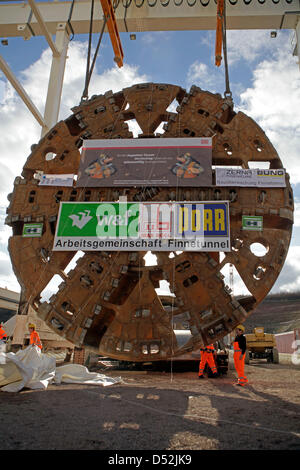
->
[1,358,300,452]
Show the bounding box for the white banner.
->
[38,174,74,187]
[256,169,286,187]
[215,168,286,187]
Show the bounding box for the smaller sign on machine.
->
[22,223,43,237]
[215,168,286,187]
[38,174,74,187]
[242,216,263,231]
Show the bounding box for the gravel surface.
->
[1,359,300,451]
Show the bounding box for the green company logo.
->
[57,202,140,238]
[68,210,93,229]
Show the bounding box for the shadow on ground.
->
[1,366,300,450]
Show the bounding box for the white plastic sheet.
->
[54,363,121,387]
[0,346,121,393]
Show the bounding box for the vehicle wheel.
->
[272,348,279,364]
[245,350,250,364]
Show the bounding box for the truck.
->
[245,327,279,364]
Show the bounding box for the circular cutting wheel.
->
[6,83,294,361]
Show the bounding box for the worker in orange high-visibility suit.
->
[233,324,248,386]
[0,323,7,342]
[28,323,42,350]
[198,344,218,379]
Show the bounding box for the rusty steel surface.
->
[6,83,294,361]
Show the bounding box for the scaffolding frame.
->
[0,0,299,136]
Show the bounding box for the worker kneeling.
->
[198,344,218,379]
[0,323,7,343]
[0,323,8,356]
[28,323,43,351]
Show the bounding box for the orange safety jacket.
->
[0,327,7,340]
[30,330,42,349]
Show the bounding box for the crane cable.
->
[81,0,108,103]
[81,0,95,102]
[215,0,232,100]
[222,0,232,100]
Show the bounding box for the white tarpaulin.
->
[0,345,121,393]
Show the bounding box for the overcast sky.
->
[0,27,299,298]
